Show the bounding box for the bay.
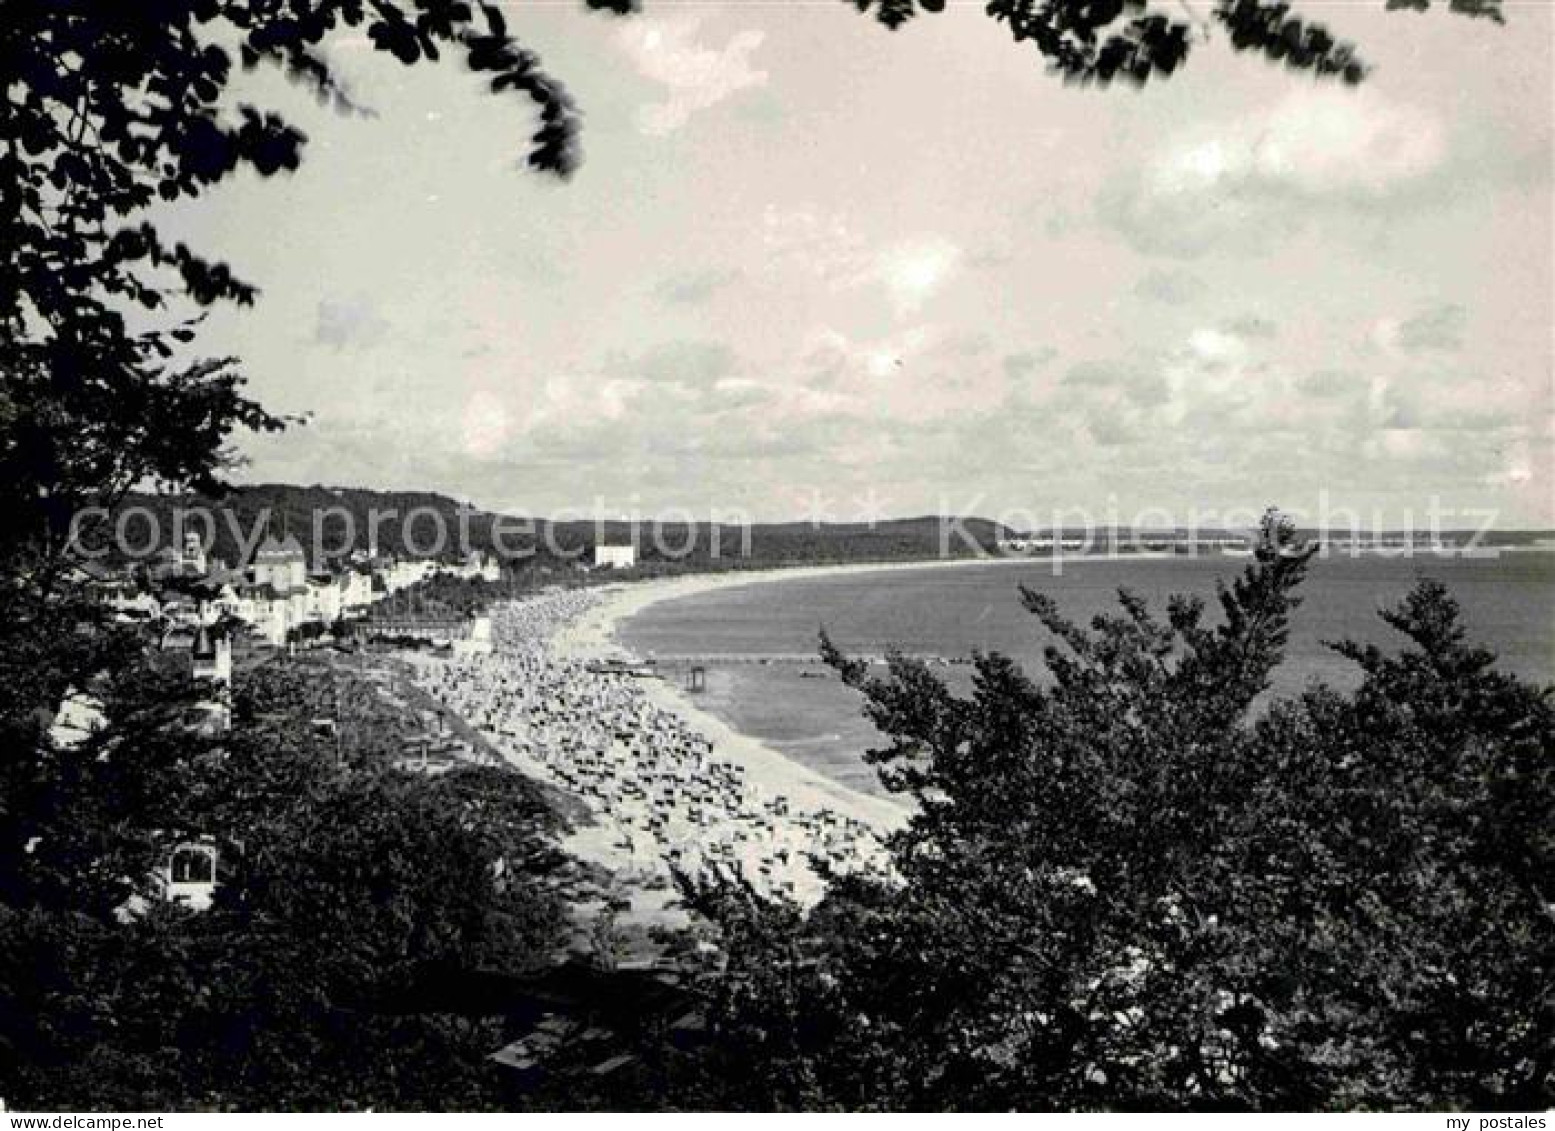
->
[619,553,1555,797]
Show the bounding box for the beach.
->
[404,556,1092,913]
[549,557,1080,829]
[544,554,1190,829]
[410,564,1055,912]
[553,554,1182,806]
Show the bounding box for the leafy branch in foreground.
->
[854,0,1502,86]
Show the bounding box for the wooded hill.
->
[104,484,1015,571]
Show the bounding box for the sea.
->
[619,552,1555,798]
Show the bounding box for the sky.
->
[173,0,1553,527]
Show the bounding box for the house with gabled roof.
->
[249,532,308,592]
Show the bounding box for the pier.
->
[648,652,970,667]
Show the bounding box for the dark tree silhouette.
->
[857,0,1501,84]
[680,513,1553,1110]
[0,657,574,1109]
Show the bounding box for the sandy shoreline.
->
[548,553,1162,832]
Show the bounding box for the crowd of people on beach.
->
[411,589,891,903]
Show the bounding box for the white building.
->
[305,572,343,624]
[108,589,161,621]
[191,624,233,690]
[452,615,494,657]
[176,530,207,576]
[250,533,308,592]
[382,557,436,594]
[340,567,375,612]
[452,551,502,583]
[237,584,291,645]
[593,543,636,569]
[207,583,247,624]
[162,840,220,911]
[49,689,106,749]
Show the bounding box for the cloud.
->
[504,338,853,475]
[877,238,962,315]
[706,377,776,411]
[617,16,768,137]
[1062,358,1169,407]
[508,317,1533,508]
[1047,374,1156,450]
[1101,89,1449,257]
[654,265,741,305]
[1002,349,1057,382]
[1222,315,1279,340]
[1185,327,1249,368]
[621,339,738,388]
[460,390,512,458]
[760,207,962,317]
[1035,326,1392,477]
[1372,368,1528,435]
[1395,303,1467,354]
[1367,303,1469,360]
[1156,90,1446,198]
[1134,269,1207,306]
[799,324,938,387]
[313,297,388,349]
[1296,369,1358,399]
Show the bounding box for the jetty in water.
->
[648,652,971,668]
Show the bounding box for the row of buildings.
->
[53,536,509,912]
[88,532,504,647]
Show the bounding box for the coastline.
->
[548,553,1161,832]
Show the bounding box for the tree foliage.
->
[0,0,616,573]
[856,0,1502,85]
[2,19,606,1096]
[685,513,1553,1110]
[0,661,573,1109]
